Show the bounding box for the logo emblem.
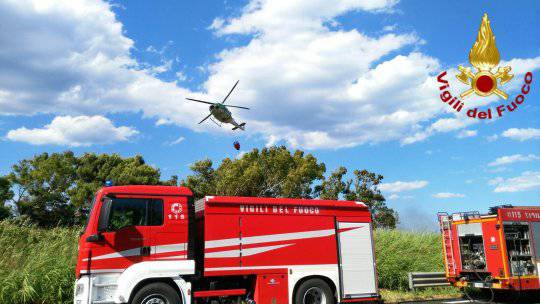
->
[456,13,513,100]
[171,203,182,215]
[436,13,533,120]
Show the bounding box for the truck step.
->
[194,289,246,298]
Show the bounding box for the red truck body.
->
[438,206,540,292]
[75,185,379,304]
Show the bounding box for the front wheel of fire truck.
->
[294,279,335,304]
[131,282,181,304]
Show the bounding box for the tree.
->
[0,176,14,220]
[182,146,326,200]
[8,152,162,226]
[69,153,161,224]
[317,166,348,200]
[343,169,398,229]
[183,146,397,228]
[8,152,78,226]
[181,159,216,200]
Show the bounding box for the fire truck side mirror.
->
[86,233,103,242]
[97,197,113,233]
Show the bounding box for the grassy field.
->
[0,221,456,303]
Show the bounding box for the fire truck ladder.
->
[438,212,456,276]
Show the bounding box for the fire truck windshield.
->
[82,195,97,233]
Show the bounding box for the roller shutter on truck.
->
[337,222,377,298]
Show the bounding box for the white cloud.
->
[166,136,185,145]
[0,0,201,126]
[382,24,397,32]
[456,129,477,138]
[1,0,539,150]
[488,154,540,167]
[236,150,248,159]
[487,166,508,173]
[402,116,476,145]
[489,171,540,193]
[379,180,428,193]
[205,0,460,148]
[502,128,540,141]
[486,134,499,142]
[212,0,399,37]
[6,115,137,147]
[433,192,465,199]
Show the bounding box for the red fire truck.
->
[74,185,380,304]
[438,206,540,293]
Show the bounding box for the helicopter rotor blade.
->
[186,98,216,105]
[221,80,239,104]
[224,104,250,110]
[198,113,213,124]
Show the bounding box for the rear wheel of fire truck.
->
[131,282,181,304]
[294,279,335,304]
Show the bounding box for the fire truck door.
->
[94,197,154,268]
[151,196,188,260]
[337,222,377,298]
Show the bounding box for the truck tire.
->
[294,279,334,304]
[131,282,181,304]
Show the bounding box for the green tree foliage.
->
[69,153,161,223]
[183,146,397,228]
[181,159,216,200]
[5,146,397,228]
[8,152,78,226]
[316,167,398,228]
[7,152,161,227]
[344,169,398,229]
[0,176,14,220]
[182,146,326,200]
[317,166,348,200]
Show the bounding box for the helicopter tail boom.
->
[232,122,246,131]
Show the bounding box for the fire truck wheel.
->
[294,279,334,304]
[131,282,181,304]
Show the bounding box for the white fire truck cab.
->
[74,185,379,304]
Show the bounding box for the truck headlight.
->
[75,283,84,296]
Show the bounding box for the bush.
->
[0,222,444,303]
[0,221,80,303]
[375,229,444,290]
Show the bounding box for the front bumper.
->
[74,273,122,304]
[454,280,502,289]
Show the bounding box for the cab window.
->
[106,198,163,231]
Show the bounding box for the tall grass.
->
[0,221,80,304]
[0,221,444,303]
[375,229,444,290]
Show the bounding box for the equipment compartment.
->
[504,223,536,276]
[457,223,486,271]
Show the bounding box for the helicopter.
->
[186,80,249,131]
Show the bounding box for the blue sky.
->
[0,0,539,230]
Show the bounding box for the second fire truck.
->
[438,206,540,293]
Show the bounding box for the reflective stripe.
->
[206,244,293,258]
[205,264,337,272]
[80,269,125,274]
[85,243,186,261]
[85,247,141,261]
[205,229,335,249]
[153,243,186,254]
